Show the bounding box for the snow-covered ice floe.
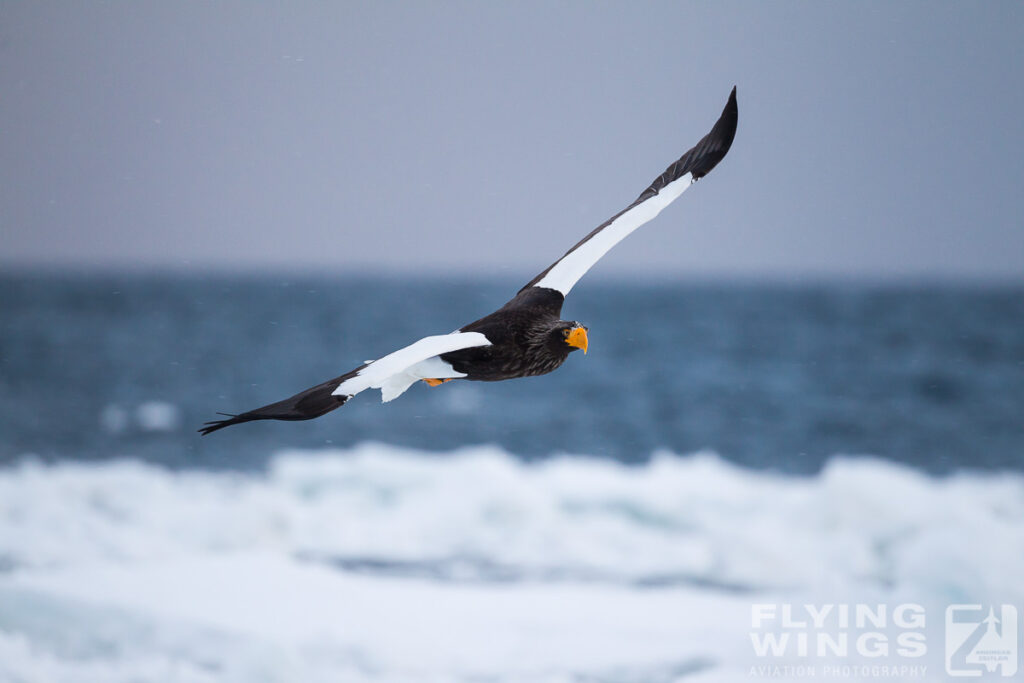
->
[1,444,1021,682]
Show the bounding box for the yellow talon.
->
[422,378,451,387]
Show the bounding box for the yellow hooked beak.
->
[566,326,588,354]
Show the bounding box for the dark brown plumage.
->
[445,286,580,381]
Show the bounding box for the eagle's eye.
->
[562,328,570,338]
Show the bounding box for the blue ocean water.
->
[2,273,1021,473]
[3,272,1024,682]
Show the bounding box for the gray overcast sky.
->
[1,1,1022,280]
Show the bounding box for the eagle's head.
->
[553,321,588,354]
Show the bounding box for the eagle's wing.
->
[331,332,491,400]
[199,331,491,435]
[520,87,738,297]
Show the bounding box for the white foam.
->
[135,401,181,432]
[0,554,742,682]
[2,445,1021,593]
[1,445,1021,681]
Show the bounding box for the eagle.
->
[200,88,738,435]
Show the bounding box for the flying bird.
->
[200,88,738,435]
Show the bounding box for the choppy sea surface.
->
[3,273,1023,472]
[1,273,1022,682]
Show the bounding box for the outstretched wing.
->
[521,87,738,297]
[199,331,491,435]
[198,369,362,435]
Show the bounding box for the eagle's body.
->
[448,286,571,381]
[201,89,738,435]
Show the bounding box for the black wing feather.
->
[520,87,738,293]
[198,365,365,435]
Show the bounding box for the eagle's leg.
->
[422,378,452,387]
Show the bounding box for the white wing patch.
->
[534,173,694,296]
[332,332,491,402]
